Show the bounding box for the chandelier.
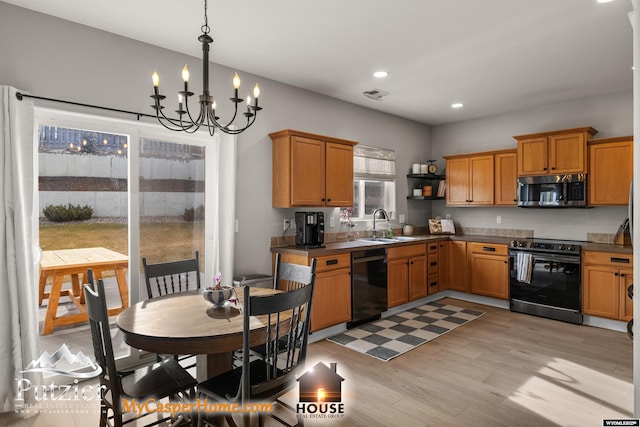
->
[150,0,262,136]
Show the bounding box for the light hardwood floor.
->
[2,297,633,426]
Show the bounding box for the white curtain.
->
[204,132,236,288]
[0,86,40,411]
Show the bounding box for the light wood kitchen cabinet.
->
[448,241,468,292]
[438,240,449,291]
[444,154,494,206]
[588,136,633,206]
[270,129,357,208]
[387,244,427,308]
[494,150,518,206]
[582,251,633,322]
[468,242,509,300]
[276,252,352,332]
[514,127,597,176]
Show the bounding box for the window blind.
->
[353,145,396,181]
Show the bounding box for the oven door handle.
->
[530,253,580,264]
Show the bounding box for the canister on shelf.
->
[412,163,421,174]
[420,163,429,174]
[413,187,423,196]
[422,185,433,197]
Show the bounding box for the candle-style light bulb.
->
[178,94,184,104]
[212,100,217,110]
[232,72,241,90]
[246,95,251,105]
[253,84,260,99]
[152,71,160,87]
[181,65,190,83]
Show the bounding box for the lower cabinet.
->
[387,244,427,308]
[582,251,633,322]
[448,241,468,292]
[468,242,509,299]
[438,240,449,291]
[277,252,352,332]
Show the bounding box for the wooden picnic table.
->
[39,247,129,335]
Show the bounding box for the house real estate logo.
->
[296,362,346,419]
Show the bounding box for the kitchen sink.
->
[360,236,420,243]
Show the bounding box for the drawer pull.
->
[611,257,630,264]
[430,262,438,267]
[429,245,437,250]
[482,246,496,252]
[429,281,438,287]
[326,259,338,266]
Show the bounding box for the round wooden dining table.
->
[116,287,284,379]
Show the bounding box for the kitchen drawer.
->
[468,242,508,256]
[428,253,439,270]
[583,251,633,267]
[314,253,351,272]
[427,242,439,254]
[427,273,439,295]
[387,243,427,260]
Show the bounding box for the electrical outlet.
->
[496,215,502,224]
[445,214,451,220]
[329,217,336,228]
[283,218,291,231]
[399,214,405,224]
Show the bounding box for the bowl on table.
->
[202,286,235,308]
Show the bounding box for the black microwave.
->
[517,174,588,208]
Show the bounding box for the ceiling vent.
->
[363,89,390,101]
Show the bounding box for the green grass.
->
[39,221,205,269]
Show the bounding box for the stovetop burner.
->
[509,238,584,254]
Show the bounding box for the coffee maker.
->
[295,212,325,248]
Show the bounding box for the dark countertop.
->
[271,234,633,256]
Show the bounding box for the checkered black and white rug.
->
[327,302,484,362]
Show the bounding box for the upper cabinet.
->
[444,153,494,206]
[588,136,633,206]
[270,129,358,208]
[494,150,517,206]
[514,127,597,176]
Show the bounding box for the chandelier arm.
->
[157,105,201,132]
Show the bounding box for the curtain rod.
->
[15,92,155,121]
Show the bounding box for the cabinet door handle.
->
[327,198,331,202]
[614,272,620,276]
[321,198,326,201]
[611,257,630,264]
[543,167,547,170]
[551,167,556,170]
[482,246,496,252]
[620,273,626,277]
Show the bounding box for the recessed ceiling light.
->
[373,71,389,78]
[596,0,615,3]
[451,103,464,109]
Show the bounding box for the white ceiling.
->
[4,0,634,125]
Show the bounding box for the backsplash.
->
[586,233,617,244]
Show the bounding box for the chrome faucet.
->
[372,209,389,239]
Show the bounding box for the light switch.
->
[399,214,405,224]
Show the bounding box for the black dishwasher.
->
[348,248,388,328]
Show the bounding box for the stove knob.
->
[519,241,527,247]
[568,245,575,251]
[510,240,518,248]
[557,245,565,250]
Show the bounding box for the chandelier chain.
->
[201,0,210,35]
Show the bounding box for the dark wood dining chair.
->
[142,251,202,369]
[142,250,201,299]
[233,255,316,366]
[84,277,197,427]
[197,282,315,427]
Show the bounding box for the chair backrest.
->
[84,276,122,407]
[241,273,315,405]
[273,253,317,292]
[142,250,201,299]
